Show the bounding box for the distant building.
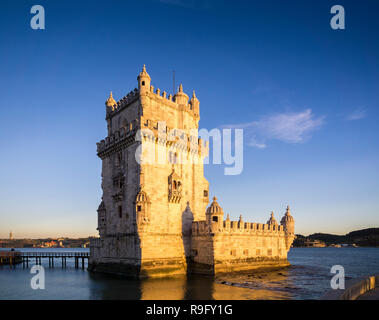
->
[305,239,326,247]
[89,66,295,278]
[9,231,13,240]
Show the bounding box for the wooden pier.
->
[0,251,89,269]
[0,251,22,266]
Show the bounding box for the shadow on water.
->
[87,273,215,300]
[86,271,296,300]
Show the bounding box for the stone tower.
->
[89,65,209,277]
[89,66,295,278]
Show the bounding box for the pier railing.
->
[0,251,89,269]
[20,252,89,258]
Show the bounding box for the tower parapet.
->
[104,66,200,125]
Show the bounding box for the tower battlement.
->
[105,67,199,123]
[192,219,285,236]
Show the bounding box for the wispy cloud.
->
[345,108,367,121]
[224,109,324,149]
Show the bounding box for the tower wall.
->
[191,220,294,274]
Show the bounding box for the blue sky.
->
[0,0,378,238]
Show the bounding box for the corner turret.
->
[105,91,117,110]
[137,64,151,93]
[174,84,189,105]
[206,196,224,228]
[267,211,278,226]
[280,205,295,234]
[190,90,200,118]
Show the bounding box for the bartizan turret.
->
[105,91,117,110]
[206,196,224,232]
[137,64,151,94]
[267,211,278,227]
[280,205,295,234]
[190,90,200,118]
[174,83,189,105]
[281,205,295,250]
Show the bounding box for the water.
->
[0,247,378,300]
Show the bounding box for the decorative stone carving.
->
[168,170,182,203]
[135,189,151,225]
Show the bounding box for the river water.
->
[0,247,378,300]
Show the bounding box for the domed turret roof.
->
[174,84,189,97]
[280,205,294,224]
[105,91,117,107]
[267,211,278,225]
[206,196,223,215]
[136,189,149,203]
[137,64,151,80]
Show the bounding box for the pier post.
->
[82,257,84,269]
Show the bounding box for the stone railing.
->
[106,86,197,119]
[322,274,379,300]
[97,121,139,154]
